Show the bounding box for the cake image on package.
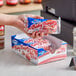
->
[11,34,67,65]
[24,17,61,34]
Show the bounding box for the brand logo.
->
[38,51,45,56]
[0,25,4,31]
[13,39,18,45]
[32,20,41,24]
[38,49,47,56]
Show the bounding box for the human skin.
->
[0,14,46,38]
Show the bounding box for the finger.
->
[35,32,40,38]
[23,27,32,37]
[31,32,36,38]
[15,20,25,33]
[40,32,44,37]
[16,20,25,28]
[19,15,25,22]
[44,33,48,36]
[27,33,32,37]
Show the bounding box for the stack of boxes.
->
[11,17,67,65]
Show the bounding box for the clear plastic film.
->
[24,17,61,34]
[14,34,62,54]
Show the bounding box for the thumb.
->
[18,15,25,23]
[16,20,25,31]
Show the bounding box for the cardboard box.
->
[11,34,67,65]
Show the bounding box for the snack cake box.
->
[11,34,67,65]
[24,17,61,34]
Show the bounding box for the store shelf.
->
[0,3,43,14]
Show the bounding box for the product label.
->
[0,25,4,31]
[25,17,61,34]
[0,0,3,5]
[7,0,18,3]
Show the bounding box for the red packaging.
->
[0,25,5,49]
[0,0,3,6]
[34,0,42,3]
[0,25,4,35]
[6,0,18,5]
[20,0,31,4]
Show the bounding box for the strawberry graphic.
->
[26,54,31,60]
[22,51,25,55]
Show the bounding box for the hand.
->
[10,14,45,38]
[24,14,45,38]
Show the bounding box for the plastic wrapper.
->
[0,0,3,6]
[6,0,18,5]
[11,34,67,65]
[24,17,61,34]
